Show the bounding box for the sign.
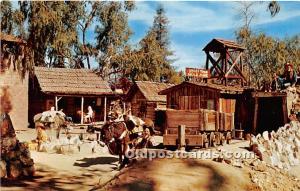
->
[185,68,210,78]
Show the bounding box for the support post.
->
[282,97,288,124]
[253,97,259,134]
[123,102,126,114]
[178,125,186,151]
[81,96,84,124]
[55,96,58,111]
[104,96,107,123]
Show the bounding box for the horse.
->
[99,121,131,169]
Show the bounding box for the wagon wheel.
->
[209,132,216,147]
[226,132,232,144]
[220,133,226,146]
[215,132,221,145]
[202,133,209,149]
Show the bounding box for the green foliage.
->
[125,5,181,84]
[0,1,13,34]
[236,28,300,86]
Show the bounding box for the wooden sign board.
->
[186,68,210,79]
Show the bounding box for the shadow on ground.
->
[74,156,119,167]
[1,162,110,191]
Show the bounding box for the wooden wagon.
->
[163,109,234,148]
[159,81,243,148]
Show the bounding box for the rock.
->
[262,131,269,141]
[253,162,267,172]
[232,160,243,168]
[0,160,7,178]
[20,155,34,167]
[22,165,35,177]
[263,140,271,150]
[8,160,22,179]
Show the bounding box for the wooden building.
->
[29,67,113,126]
[159,81,243,112]
[0,33,28,130]
[237,90,288,135]
[125,81,174,121]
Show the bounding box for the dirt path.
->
[101,158,259,191]
[1,129,120,191]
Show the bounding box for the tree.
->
[235,1,283,86]
[0,1,13,34]
[94,1,135,80]
[126,5,181,84]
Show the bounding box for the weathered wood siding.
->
[166,84,220,111]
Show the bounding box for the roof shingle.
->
[34,67,112,96]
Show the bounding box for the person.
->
[278,63,297,89]
[34,122,48,145]
[136,126,156,149]
[271,73,280,91]
[84,106,94,123]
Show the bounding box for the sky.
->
[125,1,300,71]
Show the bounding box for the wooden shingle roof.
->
[203,38,245,52]
[0,33,26,44]
[159,81,244,95]
[34,67,113,96]
[127,81,174,102]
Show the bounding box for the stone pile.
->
[1,137,35,179]
[37,135,83,154]
[250,121,300,171]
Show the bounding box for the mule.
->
[33,111,69,139]
[99,121,131,169]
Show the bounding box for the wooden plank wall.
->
[219,98,236,113]
[166,84,220,111]
[165,109,234,134]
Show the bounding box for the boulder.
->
[262,131,269,141]
[0,160,7,178]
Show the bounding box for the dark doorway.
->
[256,97,284,134]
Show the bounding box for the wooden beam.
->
[282,97,288,124]
[81,96,84,124]
[251,92,287,98]
[253,97,259,134]
[207,53,224,76]
[227,59,247,82]
[205,51,209,70]
[178,125,186,150]
[226,52,247,81]
[104,96,107,123]
[55,96,58,111]
[225,52,242,77]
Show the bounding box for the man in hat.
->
[136,126,157,149]
[278,63,297,89]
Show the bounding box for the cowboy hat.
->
[35,122,45,129]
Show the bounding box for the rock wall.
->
[250,121,300,170]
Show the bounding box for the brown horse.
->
[99,121,131,168]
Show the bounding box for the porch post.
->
[55,96,58,111]
[104,96,107,123]
[81,96,84,124]
[123,102,126,114]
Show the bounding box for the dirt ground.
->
[1,129,300,191]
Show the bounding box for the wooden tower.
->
[203,38,247,86]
